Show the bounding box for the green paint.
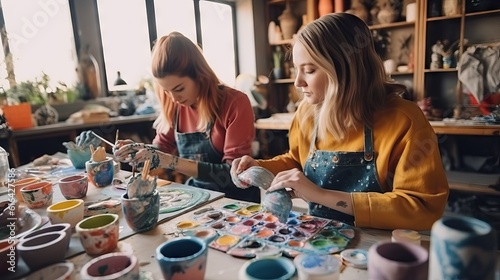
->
[222,204,240,211]
[98,264,109,275]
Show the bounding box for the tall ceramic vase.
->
[428,216,497,280]
[278,1,297,40]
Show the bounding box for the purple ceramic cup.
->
[58,174,88,199]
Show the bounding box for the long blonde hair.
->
[151,32,224,133]
[295,13,407,141]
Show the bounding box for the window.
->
[0,0,77,90]
[97,0,151,91]
[154,0,237,85]
[199,1,236,85]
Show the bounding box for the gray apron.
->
[174,109,260,203]
[304,125,383,224]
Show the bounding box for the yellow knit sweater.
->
[258,96,449,230]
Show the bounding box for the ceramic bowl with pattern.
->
[47,200,84,229]
[17,231,68,270]
[13,177,41,202]
[58,174,88,199]
[20,181,53,209]
[86,157,114,187]
[80,252,139,280]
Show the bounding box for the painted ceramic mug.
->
[368,241,428,280]
[80,252,139,280]
[58,174,88,199]
[13,177,41,202]
[76,213,119,256]
[47,199,85,229]
[20,180,53,209]
[121,190,160,232]
[86,157,114,187]
[156,236,208,280]
[428,215,497,280]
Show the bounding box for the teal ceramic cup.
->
[121,190,160,232]
[67,147,92,169]
[239,257,296,280]
[155,236,207,280]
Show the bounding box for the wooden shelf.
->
[429,121,500,135]
[368,21,415,30]
[273,78,295,84]
[427,14,462,22]
[424,68,458,73]
[447,171,500,196]
[465,8,500,17]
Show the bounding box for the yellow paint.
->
[236,209,251,216]
[176,220,198,229]
[245,205,261,212]
[48,199,82,211]
[216,235,239,246]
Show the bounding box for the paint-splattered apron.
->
[174,110,260,203]
[304,126,383,224]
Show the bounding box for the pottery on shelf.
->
[278,1,298,40]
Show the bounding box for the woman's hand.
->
[267,168,321,202]
[230,155,259,189]
[113,141,160,170]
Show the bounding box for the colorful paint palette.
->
[175,202,356,259]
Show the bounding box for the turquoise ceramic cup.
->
[239,256,296,280]
[156,236,207,280]
[121,190,160,232]
[67,147,92,169]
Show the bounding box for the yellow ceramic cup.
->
[47,199,84,229]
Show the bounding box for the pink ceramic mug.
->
[58,174,88,199]
[80,252,139,279]
[368,241,428,280]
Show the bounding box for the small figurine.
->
[430,41,444,70]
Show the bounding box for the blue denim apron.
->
[304,125,383,224]
[174,110,260,203]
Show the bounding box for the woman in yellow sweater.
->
[231,13,449,230]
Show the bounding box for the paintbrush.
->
[115,129,119,144]
[91,131,115,148]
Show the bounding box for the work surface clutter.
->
[1,153,499,280]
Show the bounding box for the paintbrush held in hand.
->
[127,159,157,198]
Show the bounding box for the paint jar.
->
[392,229,421,246]
[294,253,340,280]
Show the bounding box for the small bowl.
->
[18,231,68,270]
[24,261,74,280]
[20,181,53,209]
[13,177,41,202]
[80,252,139,279]
[21,223,72,249]
[47,199,84,229]
[58,174,88,199]
[0,239,18,273]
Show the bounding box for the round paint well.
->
[193,207,213,215]
[292,231,306,238]
[264,215,278,223]
[206,210,223,220]
[246,204,262,212]
[242,219,256,226]
[256,229,273,238]
[309,238,333,248]
[252,214,264,220]
[194,229,215,239]
[236,209,252,216]
[278,227,295,235]
[225,216,241,223]
[223,203,241,211]
[216,235,239,246]
[268,235,286,243]
[176,220,197,229]
[300,223,317,231]
[287,219,299,226]
[211,222,227,230]
[287,240,304,247]
[328,236,349,247]
[298,215,313,221]
[240,240,264,249]
[265,222,277,229]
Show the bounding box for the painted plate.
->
[0,206,42,240]
[157,187,209,214]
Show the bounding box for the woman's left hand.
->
[267,168,321,202]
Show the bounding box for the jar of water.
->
[0,146,9,187]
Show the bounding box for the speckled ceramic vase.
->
[428,216,497,280]
[121,190,160,232]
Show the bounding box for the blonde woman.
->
[115,32,260,203]
[231,14,449,230]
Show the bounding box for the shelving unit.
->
[258,0,500,199]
